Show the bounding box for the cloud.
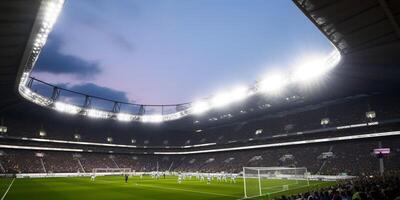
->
[66,1,136,52]
[35,37,102,77]
[67,83,129,102]
[108,33,135,51]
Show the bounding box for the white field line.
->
[266,182,320,195]
[1,178,15,200]
[137,183,240,198]
[261,183,299,190]
[242,182,321,199]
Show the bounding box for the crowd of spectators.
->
[274,171,400,200]
[0,137,398,176]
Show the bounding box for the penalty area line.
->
[241,183,321,200]
[137,183,240,198]
[266,182,321,196]
[1,178,15,200]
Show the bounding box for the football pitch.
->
[0,176,335,200]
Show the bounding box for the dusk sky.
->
[32,0,334,105]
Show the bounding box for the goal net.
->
[243,167,309,198]
[92,168,132,177]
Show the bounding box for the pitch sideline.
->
[1,178,15,200]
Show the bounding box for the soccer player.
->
[125,174,129,183]
[91,174,95,181]
[231,175,237,184]
[222,174,227,182]
[207,175,211,185]
[217,175,221,182]
[178,174,182,184]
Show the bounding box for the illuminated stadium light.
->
[86,109,110,119]
[230,86,249,102]
[31,0,63,52]
[292,57,325,82]
[210,86,249,108]
[211,92,231,108]
[191,101,210,114]
[162,111,187,121]
[0,126,7,134]
[255,129,263,135]
[74,134,81,140]
[39,131,46,137]
[366,111,376,119]
[18,75,53,107]
[141,115,163,123]
[18,1,65,108]
[258,72,287,93]
[321,118,330,125]
[292,50,341,82]
[116,113,132,122]
[54,102,80,115]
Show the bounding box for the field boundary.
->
[1,178,15,200]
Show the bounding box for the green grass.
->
[1,176,336,200]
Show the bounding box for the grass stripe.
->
[137,183,241,198]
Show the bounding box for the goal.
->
[92,168,132,177]
[243,167,309,198]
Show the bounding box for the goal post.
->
[243,167,309,198]
[92,168,132,177]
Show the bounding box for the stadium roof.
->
[1,0,400,121]
[294,0,400,91]
[0,0,41,111]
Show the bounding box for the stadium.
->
[0,0,400,199]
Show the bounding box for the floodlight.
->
[86,109,109,119]
[191,101,210,114]
[366,111,376,119]
[259,73,286,93]
[0,126,7,134]
[292,57,325,82]
[230,86,249,102]
[321,118,330,125]
[35,152,45,157]
[141,115,163,123]
[54,102,80,114]
[39,131,46,137]
[211,92,231,108]
[74,134,81,140]
[211,86,248,107]
[116,113,132,122]
[292,50,340,82]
